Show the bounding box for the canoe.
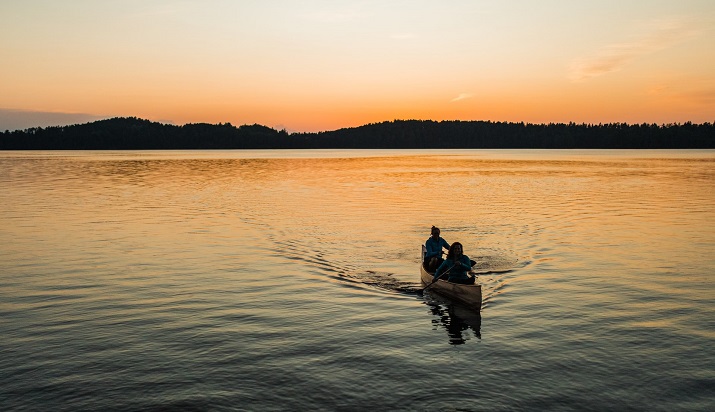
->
[420,256,482,309]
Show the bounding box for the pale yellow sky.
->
[1,0,714,132]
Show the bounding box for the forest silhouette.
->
[1,117,713,149]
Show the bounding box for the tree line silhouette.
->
[1,117,713,149]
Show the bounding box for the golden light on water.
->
[2,150,714,410]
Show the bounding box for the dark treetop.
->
[2,117,713,149]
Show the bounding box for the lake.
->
[1,149,714,411]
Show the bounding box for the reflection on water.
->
[1,150,714,411]
[427,302,482,345]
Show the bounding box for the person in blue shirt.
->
[434,242,475,285]
[425,226,450,271]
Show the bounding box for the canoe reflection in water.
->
[426,301,482,345]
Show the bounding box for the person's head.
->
[431,226,440,238]
[447,242,463,260]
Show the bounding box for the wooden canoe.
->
[421,259,482,309]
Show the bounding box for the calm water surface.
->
[1,149,714,411]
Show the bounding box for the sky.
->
[1,0,714,132]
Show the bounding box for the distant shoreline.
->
[2,117,713,149]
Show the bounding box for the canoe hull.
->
[421,262,482,309]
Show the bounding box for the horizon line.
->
[3,114,714,135]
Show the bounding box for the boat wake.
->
[339,270,420,294]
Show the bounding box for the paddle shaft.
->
[422,263,456,291]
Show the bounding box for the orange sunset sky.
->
[1,1,714,132]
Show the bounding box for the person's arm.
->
[433,260,448,280]
[440,238,450,252]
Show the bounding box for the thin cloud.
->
[0,109,107,132]
[450,93,474,102]
[569,18,700,82]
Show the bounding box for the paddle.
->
[421,263,456,292]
